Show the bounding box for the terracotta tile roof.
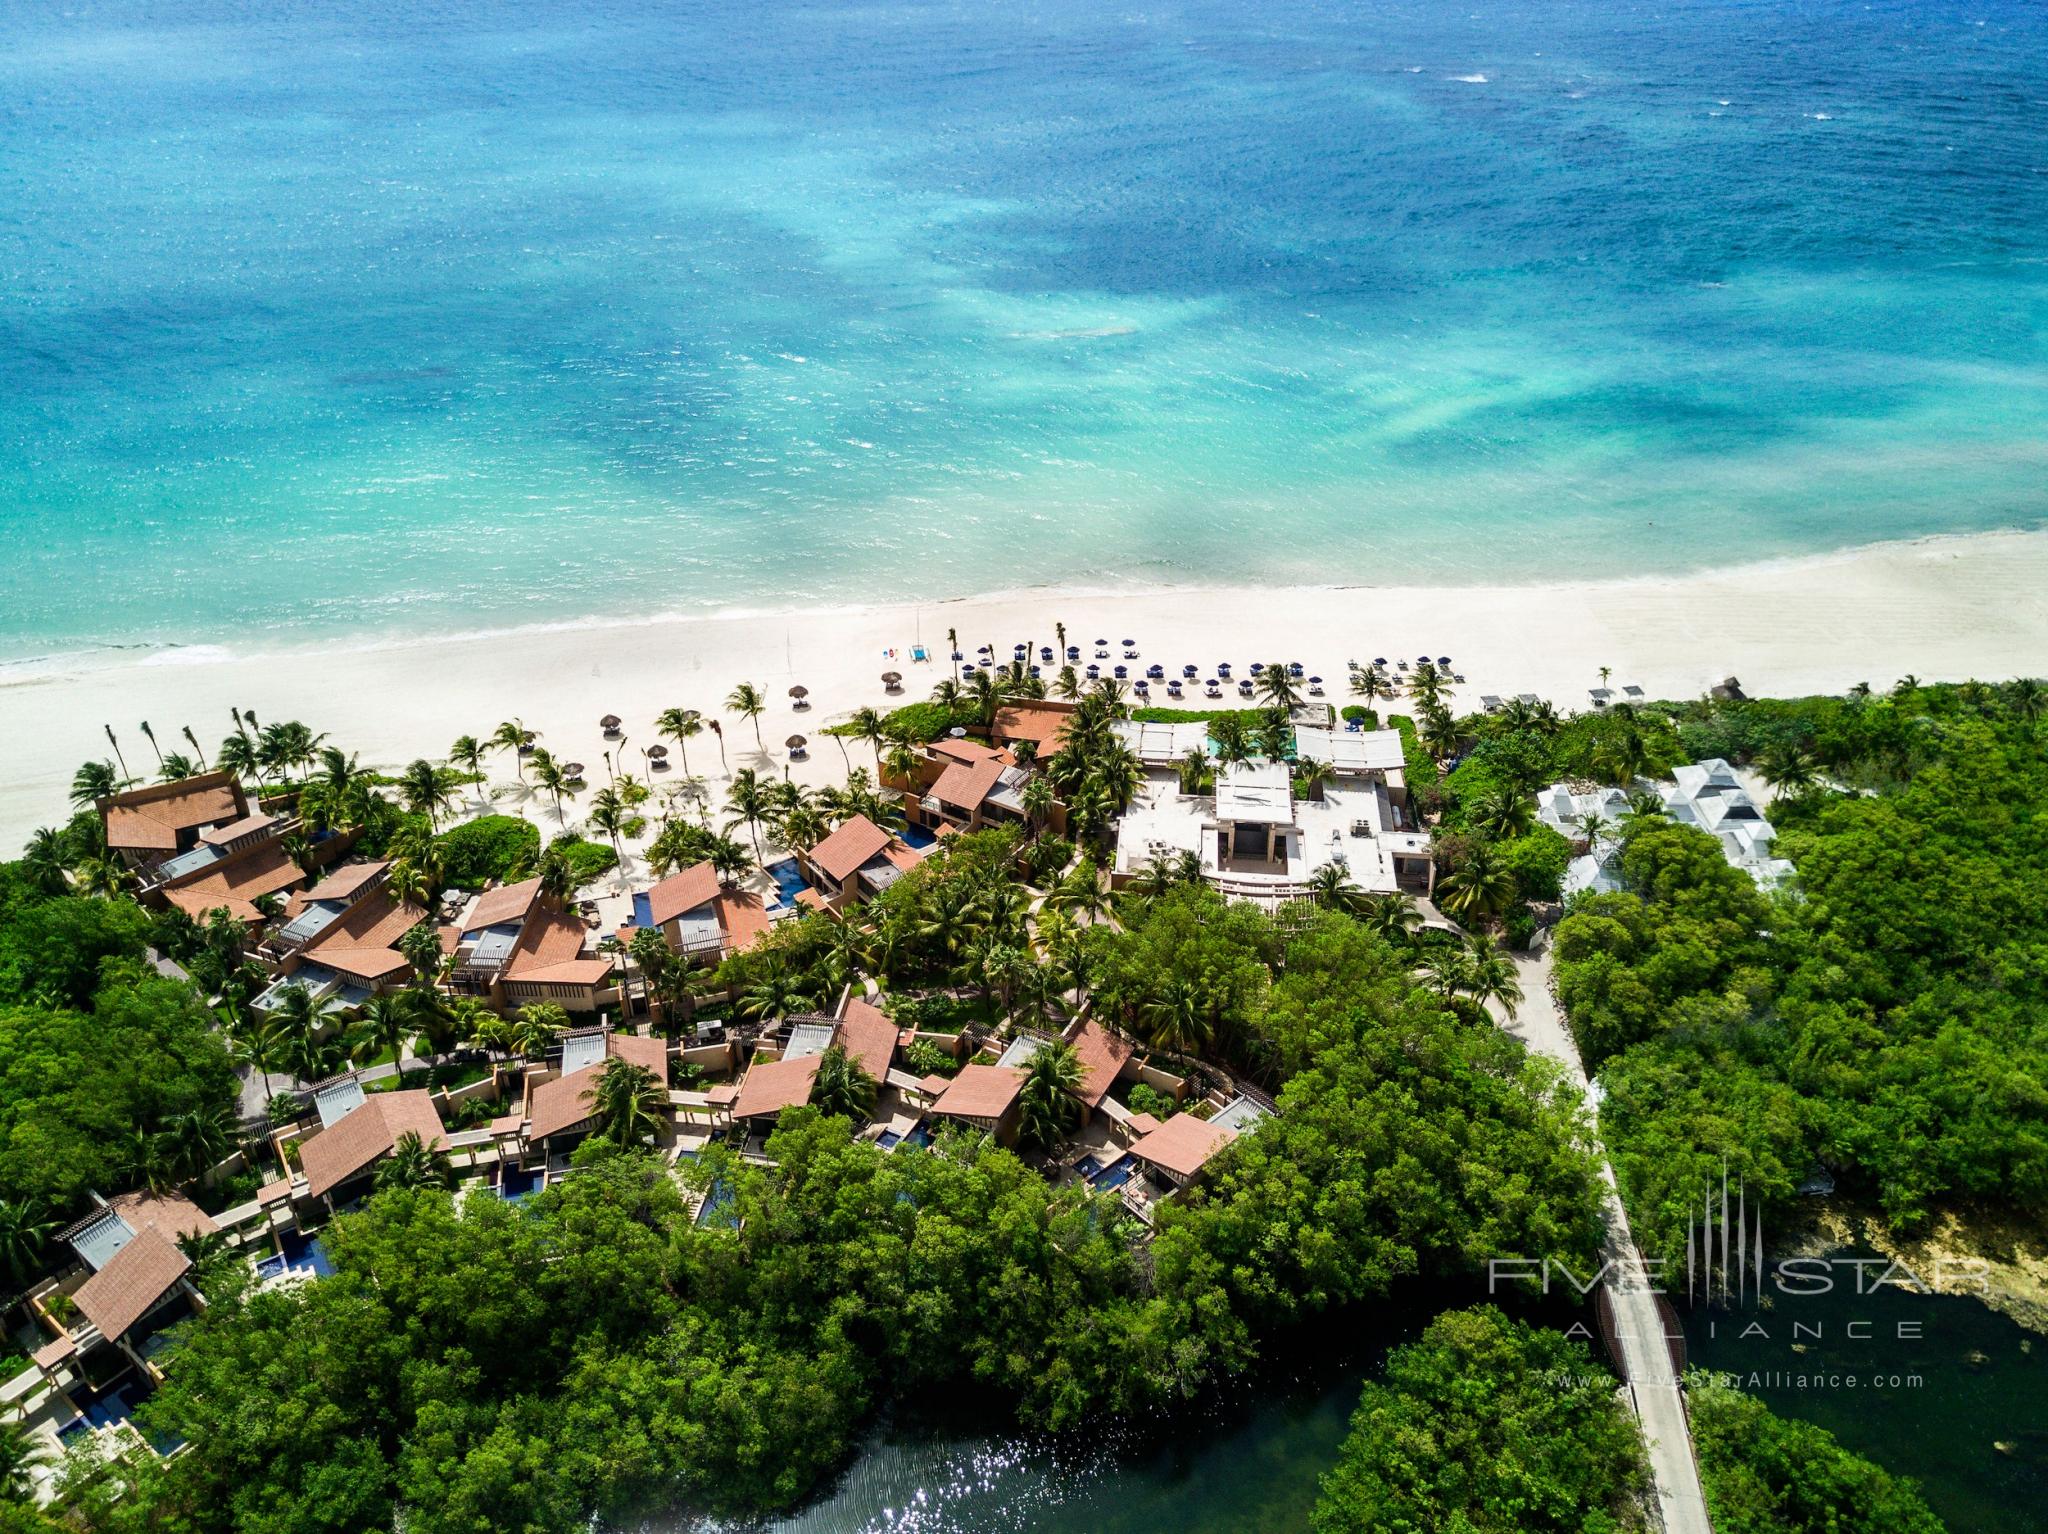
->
[33,1334,76,1370]
[645,862,720,927]
[1067,1020,1136,1109]
[917,1073,951,1097]
[304,888,428,984]
[929,738,1004,765]
[715,890,772,953]
[930,1064,1025,1122]
[1129,1113,1234,1180]
[163,843,304,921]
[795,888,828,910]
[991,702,1075,750]
[706,1082,740,1107]
[609,1032,671,1085]
[506,908,609,985]
[72,1226,189,1341]
[835,999,898,1083]
[730,1054,820,1120]
[527,1066,601,1142]
[880,843,924,873]
[931,757,1007,813]
[305,860,388,901]
[257,1177,296,1204]
[465,876,543,931]
[808,815,893,885]
[199,811,277,846]
[102,773,244,852]
[300,1091,446,1199]
[106,1190,218,1245]
[1126,1111,1162,1136]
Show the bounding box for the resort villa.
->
[100,771,326,917]
[516,1028,672,1158]
[921,1063,1027,1146]
[1110,721,1434,904]
[724,996,903,1137]
[625,859,772,966]
[255,859,428,1016]
[884,735,1062,837]
[797,813,929,909]
[444,875,617,1013]
[1536,757,1797,895]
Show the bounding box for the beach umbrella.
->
[1039,646,1053,660]
[881,671,902,690]
[1065,645,1080,659]
[562,762,586,779]
[600,714,622,733]
[788,685,809,707]
[1028,665,1042,677]
[646,743,669,760]
[1095,637,1108,645]
[1289,662,1304,676]
[1308,676,1323,685]
[1121,638,1134,646]
[1438,656,1452,666]
[1086,664,1100,679]
[1113,664,1128,679]
[786,735,808,759]
[1250,662,1265,675]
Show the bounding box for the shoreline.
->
[6,523,2044,684]
[6,525,2048,854]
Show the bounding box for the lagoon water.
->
[3,0,2046,664]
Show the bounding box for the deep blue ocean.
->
[3,0,2045,663]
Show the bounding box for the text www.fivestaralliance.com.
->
[1544,1371,1925,1391]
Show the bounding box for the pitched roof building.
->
[299,1090,447,1200]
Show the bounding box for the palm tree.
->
[1021,773,1057,841]
[464,1006,516,1065]
[535,843,577,902]
[70,758,121,808]
[1141,976,1214,1058]
[449,734,489,790]
[162,1105,236,1181]
[1305,863,1368,913]
[0,1196,57,1288]
[1465,935,1524,1018]
[529,748,572,820]
[1350,666,1396,709]
[1471,786,1535,840]
[1435,845,1516,924]
[217,730,260,787]
[967,669,1002,727]
[655,707,704,777]
[1576,812,1611,854]
[1016,1041,1085,1151]
[808,1043,876,1123]
[180,724,209,768]
[230,1016,292,1108]
[375,1130,454,1192]
[1757,744,1820,795]
[727,682,767,750]
[592,1058,666,1146]
[587,787,633,875]
[947,625,960,678]
[724,768,774,861]
[512,1003,570,1060]
[1210,713,1256,768]
[73,855,135,898]
[1257,664,1301,712]
[1419,943,1473,1000]
[738,972,817,1028]
[1053,665,1081,701]
[491,719,535,779]
[138,719,165,769]
[1045,856,1113,925]
[354,992,420,1082]
[847,706,886,771]
[398,758,461,828]
[0,1416,55,1502]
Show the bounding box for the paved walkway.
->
[1495,945,1713,1534]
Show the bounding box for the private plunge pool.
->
[763,858,810,910]
[255,1229,335,1281]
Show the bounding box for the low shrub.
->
[437,815,541,890]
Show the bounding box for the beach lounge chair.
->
[1481,694,1504,713]
[1623,684,1644,698]
[912,645,930,663]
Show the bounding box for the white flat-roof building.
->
[1114,756,1432,905]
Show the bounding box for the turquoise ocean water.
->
[3,0,2046,665]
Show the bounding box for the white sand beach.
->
[5,528,2047,857]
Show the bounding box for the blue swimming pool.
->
[763,858,809,909]
[257,1230,335,1280]
[900,823,937,849]
[498,1166,541,1202]
[1076,1153,1134,1191]
[630,890,654,928]
[880,1122,934,1152]
[696,1180,739,1229]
